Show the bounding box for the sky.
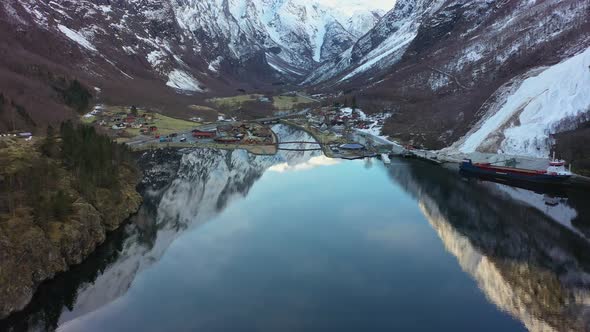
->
[321,0,396,16]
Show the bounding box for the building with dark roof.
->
[339,143,365,151]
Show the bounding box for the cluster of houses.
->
[100,112,156,133]
[84,105,104,119]
[0,132,33,140]
[306,107,386,133]
[191,122,274,145]
[217,123,274,144]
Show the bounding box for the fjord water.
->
[2,142,590,331]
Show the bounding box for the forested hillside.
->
[0,124,142,319]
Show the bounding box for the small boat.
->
[381,153,391,164]
[543,195,561,206]
[460,158,572,185]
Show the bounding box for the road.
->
[127,108,314,149]
[253,108,311,123]
[352,129,407,154]
[295,92,320,103]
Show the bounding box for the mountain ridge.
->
[0,0,383,131]
[1,0,589,158]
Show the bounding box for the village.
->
[72,98,401,162]
[1,100,403,161]
[3,98,590,192]
[78,104,280,154]
[5,99,589,190]
[3,93,543,169]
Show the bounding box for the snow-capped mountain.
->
[1,0,589,161]
[344,9,385,38]
[1,125,324,329]
[0,0,387,131]
[448,47,590,158]
[304,0,443,86]
[173,0,356,72]
[304,0,590,154]
[386,160,590,332]
[1,0,368,88]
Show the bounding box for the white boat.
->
[381,153,391,164]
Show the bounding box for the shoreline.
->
[2,133,588,322]
[0,191,142,320]
[0,135,143,320]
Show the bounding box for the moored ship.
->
[460,158,572,185]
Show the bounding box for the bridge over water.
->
[277,141,324,145]
[276,141,325,151]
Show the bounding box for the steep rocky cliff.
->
[308,0,590,152]
[0,137,142,319]
[386,159,590,332]
[0,0,383,132]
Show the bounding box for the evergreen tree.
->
[51,190,72,219]
[62,80,92,113]
[41,125,58,158]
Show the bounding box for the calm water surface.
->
[2,132,590,331]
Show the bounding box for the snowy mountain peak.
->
[345,9,385,38]
[3,0,381,96]
[173,0,360,72]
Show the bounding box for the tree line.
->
[1,122,137,223]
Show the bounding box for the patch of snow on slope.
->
[302,47,353,85]
[340,20,417,82]
[147,50,166,68]
[122,46,135,55]
[267,54,306,76]
[58,25,97,52]
[20,1,48,27]
[345,9,383,38]
[98,5,112,14]
[268,61,286,74]
[460,47,590,158]
[2,2,28,25]
[166,69,204,92]
[208,56,223,73]
[492,183,584,241]
[340,107,393,141]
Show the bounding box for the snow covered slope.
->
[0,0,374,106]
[304,0,443,85]
[344,9,385,38]
[0,0,389,130]
[455,47,590,158]
[41,125,322,326]
[311,0,590,151]
[386,160,590,332]
[171,0,358,74]
[2,0,589,158]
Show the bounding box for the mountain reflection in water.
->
[0,126,589,331]
[386,161,590,332]
[0,125,324,331]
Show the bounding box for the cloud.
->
[321,0,396,16]
[268,155,340,173]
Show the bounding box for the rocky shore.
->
[0,184,141,319]
[0,137,142,319]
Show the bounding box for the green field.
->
[272,95,315,110]
[84,106,199,139]
[209,94,315,111]
[125,112,197,137]
[81,116,96,124]
[209,94,263,109]
[189,104,218,112]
